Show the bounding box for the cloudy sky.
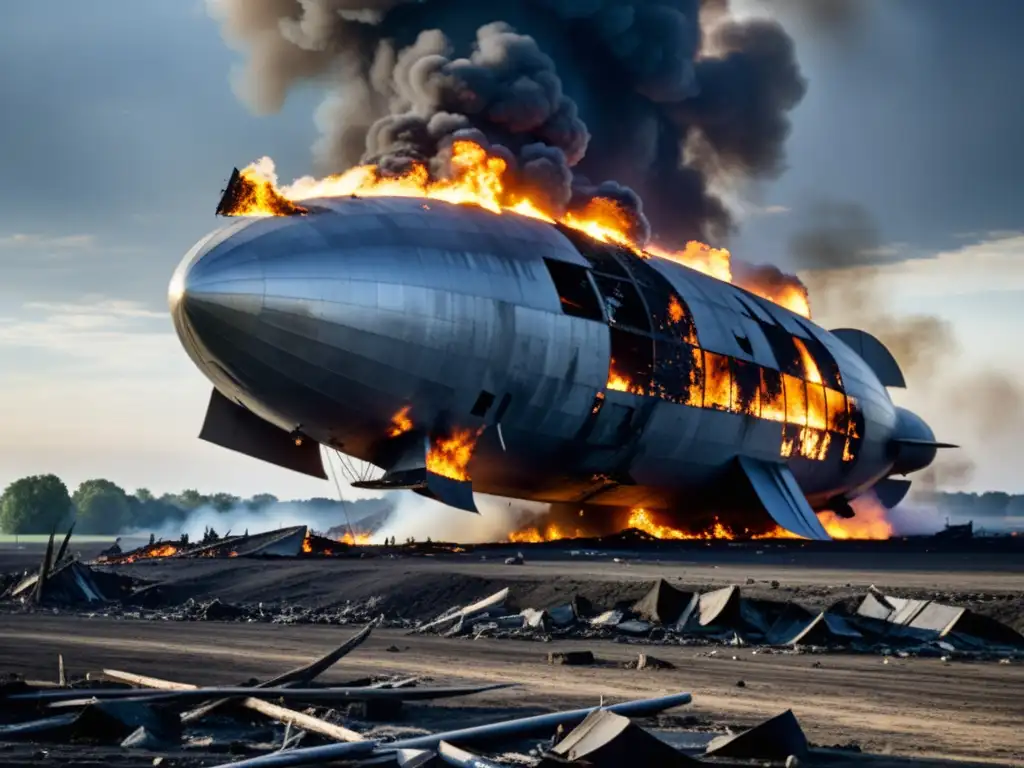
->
[1,0,1021,499]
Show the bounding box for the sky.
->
[0,0,1022,499]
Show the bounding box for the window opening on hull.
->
[542,258,605,322]
[760,321,803,377]
[793,326,844,390]
[623,255,699,345]
[825,387,848,434]
[703,351,734,412]
[591,274,651,333]
[652,341,703,406]
[783,374,808,427]
[806,382,827,431]
[760,367,786,422]
[733,358,760,417]
[843,396,865,464]
[555,224,630,277]
[607,328,653,395]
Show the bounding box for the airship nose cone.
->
[169,220,267,377]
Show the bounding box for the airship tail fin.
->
[829,328,907,388]
[738,456,831,540]
[198,388,328,479]
[872,478,913,509]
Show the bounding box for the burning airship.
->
[169,145,954,541]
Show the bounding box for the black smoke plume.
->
[207,0,807,247]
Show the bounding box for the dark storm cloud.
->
[734,0,1024,263]
[207,0,809,246]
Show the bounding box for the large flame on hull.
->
[388,406,413,438]
[427,426,485,482]
[220,141,810,318]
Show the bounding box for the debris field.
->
[1,527,1022,766]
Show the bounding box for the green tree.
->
[210,493,240,513]
[134,488,154,503]
[0,475,72,534]
[175,489,207,510]
[247,493,278,510]
[73,479,131,535]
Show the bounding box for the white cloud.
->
[0,297,174,377]
[0,232,96,250]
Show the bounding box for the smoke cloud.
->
[207,0,808,246]
[791,200,1024,490]
[374,494,550,544]
[122,497,394,542]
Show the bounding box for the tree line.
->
[2,474,1020,536]
[0,474,388,535]
[916,491,1024,521]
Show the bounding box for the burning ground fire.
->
[509,504,893,543]
[218,141,810,318]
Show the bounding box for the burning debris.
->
[95,525,373,564]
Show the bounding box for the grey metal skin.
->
[170,196,943,527]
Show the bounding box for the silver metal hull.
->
[170,196,943,534]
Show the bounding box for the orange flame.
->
[426,426,484,482]
[607,359,643,393]
[647,242,731,284]
[627,508,736,540]
[668,295,685,324]
[148,543,178,557]
[749,282,812,318]
[338,531,373,546]
[506,502,893,544]
[508,524,581,543]
[388,405,413,438]
[302,533,312,554]
[223,142,810,317]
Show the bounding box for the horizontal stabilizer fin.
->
[738,457,831,541]
[354,434,478,514]
[199,389,326,479]
[873,478,913,509]
[415,473,479,514]
[829,328,907,388]
[891,438,958,449]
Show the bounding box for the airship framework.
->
[170,186,954,541]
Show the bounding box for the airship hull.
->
[170,196,944,539]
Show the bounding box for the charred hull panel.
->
[171,197,946,537]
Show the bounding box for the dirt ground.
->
[60,545,1024,632]
[1,616,1022,766]
[2,547,1023,766]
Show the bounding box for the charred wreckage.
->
[170,168,955,542]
